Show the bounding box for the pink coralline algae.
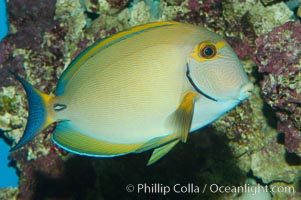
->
[7,0,56,50]
[107,0,130,9]
[253,21,301,156]
[176,0,225,32]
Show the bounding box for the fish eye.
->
[200,44,216,59]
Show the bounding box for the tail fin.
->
[10,73,54,151]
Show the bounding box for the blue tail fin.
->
[10,73,54,151]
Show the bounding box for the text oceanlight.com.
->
[125,183,295,195]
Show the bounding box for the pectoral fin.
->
[168,92,198,143]
[137,91,198,151]
[140,92,198,165]
[147,140,179,166]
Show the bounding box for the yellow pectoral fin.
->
[53,122,144,157]
[147,140,179,166]
[141,92,198,165]
[168,92,199,143]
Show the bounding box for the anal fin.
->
[53,122,144,157]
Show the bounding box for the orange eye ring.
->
[200,44,216,59]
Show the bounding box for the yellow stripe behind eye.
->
[216,41,226,50]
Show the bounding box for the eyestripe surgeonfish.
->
[11,21,253,165]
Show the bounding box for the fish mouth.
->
[186,63,218,102]
[238,82,254,101]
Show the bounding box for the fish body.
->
[12,22,253,165]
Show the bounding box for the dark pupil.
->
[204,47,213,56]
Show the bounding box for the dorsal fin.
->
[56,21,180,96]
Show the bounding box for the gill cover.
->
[187,41,249,101]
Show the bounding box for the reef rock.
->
[254,21,301,156]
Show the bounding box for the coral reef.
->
[253,21,301,156]
[0,187,18,200]
[1,0,301,199]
